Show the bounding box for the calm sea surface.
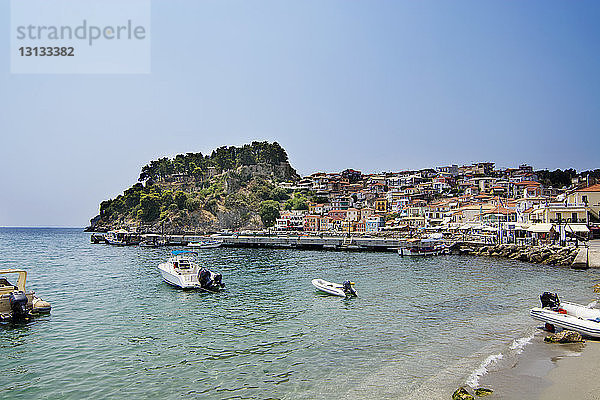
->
[1,228,598,399]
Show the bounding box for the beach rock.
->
[544,330,585,343]
[452,386,474,400]
[474,388,493,396]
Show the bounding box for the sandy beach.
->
[472,332,600,400]
[540,340,600,399]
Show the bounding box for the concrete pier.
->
[572,247,589,269]
[588,240,600,268]
[166,234,405,252]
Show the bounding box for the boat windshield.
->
[0,270,27,292]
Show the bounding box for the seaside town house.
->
[436,164,459,176]
[479,206,517,224]
[515,197,547,224]
[328,209,347,220]
[387,192,410,213]
[426,199,454,226]
[303,215,321,232]
[453,203,495,224]
[365,215,386,232]
[308,202,330,216]
[360,207,375,219]
[374,198,388,213]
[432,176,451,193]
[541,202,588,225]
[275,211,305,231]
[469,177,498,193]
[567,184,600,222]
[346,208,361,222]
[511,181,542,199]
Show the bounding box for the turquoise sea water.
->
[1,228,598,399]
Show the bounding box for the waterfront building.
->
[303,215,321,232]
[567,184,600,221]
[365,215,386,232]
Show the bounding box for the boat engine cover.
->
[540,292,560,309]
[9,291,29,319]
[213,273,225,288]
[343,280,357,296]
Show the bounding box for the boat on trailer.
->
[530,292,600,338]
[158,250,225,291]
[311,279,357,297]
[0,269,51,323]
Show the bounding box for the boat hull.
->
[311,279,347,297]
[398,248,443,256]
[187,240,223,249]
[158,264,200,289]
[530,306,600,338]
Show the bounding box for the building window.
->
[556,212,562,222]
[582,195,588,204]
[572,213,578,223]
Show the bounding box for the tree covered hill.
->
[88,141,301,233]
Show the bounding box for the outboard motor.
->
[198,268,212,289]
[9,291,29,320]
[540,292,560,309]
[342,281,357,297]
[213,273,225,288]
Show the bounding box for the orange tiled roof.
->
[576,184,600,192]
[514,180,541,186]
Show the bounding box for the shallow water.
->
[1,228,598,399]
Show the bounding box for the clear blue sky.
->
[1,1,599,227]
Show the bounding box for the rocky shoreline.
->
[457,243,581,267]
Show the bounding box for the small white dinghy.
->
[311,279,357,297]
[530,292,600,338]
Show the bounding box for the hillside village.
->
[274,163,600,242]
[89,142,600,243]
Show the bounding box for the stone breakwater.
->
[457,243,580,267]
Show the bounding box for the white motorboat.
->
[398,238,446,256]
[311,279,357,297]
[158,251,225,291]
[187,239,223,249]
[530,292,600,338]
[0,269,51,323]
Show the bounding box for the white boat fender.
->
[32,297,52,313]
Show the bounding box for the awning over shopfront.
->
[527,223,554,233]
[565,224,590,233]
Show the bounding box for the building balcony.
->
[550,218,587,224]
[547,203,587,208]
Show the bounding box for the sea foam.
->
[509,334,534,355]
[466,353,503,388]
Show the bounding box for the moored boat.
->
[158,250,225,291]
[187,239,223,249]
[398,238,446,256]
[311,279,357,297]
[139,234,168,247]
[0,269,51,323]
[530,292,600,338]
[105,229,141,246]
[90,233,106,244]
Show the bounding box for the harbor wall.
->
[171,234,404,252]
